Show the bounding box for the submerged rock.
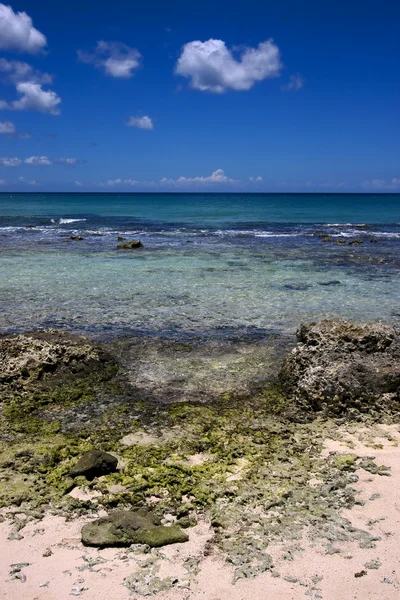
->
[280,319,400,415]
[81,510,189,547]
[70,450,118,479]
[117,239,143,249]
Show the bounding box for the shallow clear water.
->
[1,193,399,338]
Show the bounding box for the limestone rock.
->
[70,450,118,479]
[280,319,400,415]
[81,510,189,548]
[117,240,143,249]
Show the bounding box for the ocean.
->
[0,192,399,339]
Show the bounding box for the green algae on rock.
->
[81,509,188,547]
[0,330,119,428]
[70,450,118,479]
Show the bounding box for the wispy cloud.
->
[176,38,282,93]
[0,3,47,54]
[160,169,239,186]
[0,58,52,85]
[126,115,154,130]
[0,120,16,134]
[0,155,80,167]
[281,73,304,91]
[0,157,22,167]
[362,178,400,190]
[249,176,263,182]
[78,41,142,78]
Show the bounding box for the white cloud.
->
[0,156,21,166]
[1,82,61,114]
[0,3,47,54]
[0,120,15,134]
[78,41,142,78]
[160,169,239,186]
[249,176,263,182]
[126,115,153,130]
[105,178,140,186]
[75,180,83,186]
[0,58,52,84]
[18,131,32,139]
[362,178,400,190]
[25,155,52,165]
[281,73,304,91]
[56,157,78,165]
[175,38,282,93]
[28,179,37,185]
[0,179,5,184]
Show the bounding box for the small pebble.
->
[43,548,53,557]
[382,577,393,584]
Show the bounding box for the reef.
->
[0,322,399,578]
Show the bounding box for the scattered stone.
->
[365,559,381,570]
[354,570,367,578]
[117,236,126,241]
[383,577,393,584]
[117,239,143,249]
[70,586,87,596]
[81,510,189,548]
[70,236,84,241]
[369,493,381,501]
[42,547,53,557]
[284,575,299,583]
[70,450,118,480]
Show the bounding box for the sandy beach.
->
[1,422,399,600]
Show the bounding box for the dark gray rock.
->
[117,239,143,249]
[70,450,118,479]
[280,319,400,415]
[81,510,189,547]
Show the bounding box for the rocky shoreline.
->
[1,320,399,597]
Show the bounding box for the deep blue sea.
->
[0,193,399,338]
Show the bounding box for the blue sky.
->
[0,0,399,192]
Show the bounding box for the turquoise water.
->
[0,193,399,338]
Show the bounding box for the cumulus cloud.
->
[28,179,37,185]
[126,115,153,130]
[362,178,400,190]
[0,58,52,85]
[0,120,15,134]
[1,82,61,114]
[160,169,239,186]
[175,38,282,93]
[249,176,263,182]
[0,3,47,54]
[0,156,21,166]
[78,41,142,78]
[281,73,304,91]
[24,155,52,165]
[99,169,239,189]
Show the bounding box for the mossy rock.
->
[70,450,118,479]
[81,509,188,547]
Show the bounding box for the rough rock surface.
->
[117,239,143,249]
[0,330,118,410]
[280,319,400,415]
[70,450,118,479]
[81,510,189,548]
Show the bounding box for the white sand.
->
[1,423,399,600]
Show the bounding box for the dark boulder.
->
[70,450,118,479]
[280,320,400,415]
[81,510,189,548]
[117,240,143,249]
